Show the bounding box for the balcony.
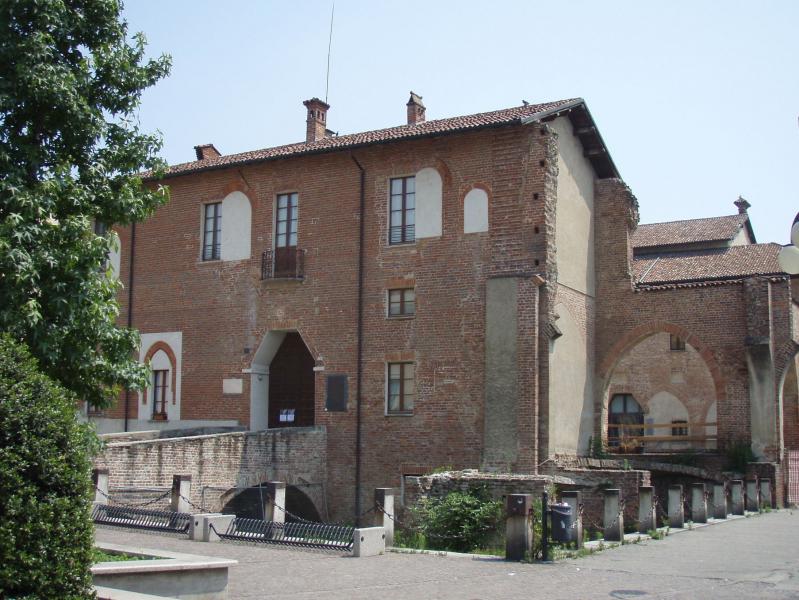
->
[261,247,305,280]
[607,420,718,453]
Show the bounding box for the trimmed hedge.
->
[0,334,98,599]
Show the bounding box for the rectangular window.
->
[671,419,688,437]
[202,202,222,261]
[389,176,415,245]
[152,370,168,419]
[276,193,298,248]
[670,334,686,351]
[387,362,415,414]
[388,288,416,317]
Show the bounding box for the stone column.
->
[263,481,286,524]
[374,488,395,548]
[603,489,623,542]
[745,479,760,512]
[730,480,744,515]
[561,491,583,548]
[759,479,773,509]
[92,468,109,505]
[505,494,534,561]
[638,486,656,533]
[668,485,684,528]
[690,483,707,523]
[712,483,728,519]
[170,474,192,513]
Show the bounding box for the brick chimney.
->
[303,98,330,143]
[734,196,751,214]
[407,91,426,125]
[194,144,221,160]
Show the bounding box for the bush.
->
[726,441,756,473]
[0,334,99,599]
[411,488,503,553]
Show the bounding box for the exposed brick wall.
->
[94,427,326,515]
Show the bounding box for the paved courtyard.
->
[95,510,799,599]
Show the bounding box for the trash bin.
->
[550,502,575,542]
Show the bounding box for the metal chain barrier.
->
[179,493,205,512]
[96,487,172,508]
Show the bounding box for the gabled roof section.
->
[150,98,620,180]
[633,243,783,287]
[632,213,754,251]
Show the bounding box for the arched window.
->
[608,393,643,452]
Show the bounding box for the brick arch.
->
[598,321,727,408]
[221,177,252,198]
[431,158,453,189]
[143,340,178,405]
[462,181,492,198]
[775,340,799,389]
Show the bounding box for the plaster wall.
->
[414,167,442,239]
[551,116,596,296]
[220,191,252,261]
[464,188,489,233]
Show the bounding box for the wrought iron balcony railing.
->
[261,247,305,280]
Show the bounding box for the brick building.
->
[87,94,798,516]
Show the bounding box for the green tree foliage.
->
[0,0,171,407]
[0,334,99,599]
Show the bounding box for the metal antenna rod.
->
[325,1,335,104]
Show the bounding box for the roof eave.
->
[521,98,621,179]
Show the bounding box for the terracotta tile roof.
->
[632,214,749,249]
[154,99,580,179]
[633,243,784,286]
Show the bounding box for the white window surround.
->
[138,332,182,423]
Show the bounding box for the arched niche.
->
[414,167,442,239]
[220,191,252,261]
[464,188,488,233]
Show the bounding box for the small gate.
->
[787,450,799,505]
[92,503,192,535]
[211,517,354,551]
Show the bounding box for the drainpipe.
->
[123,222,136,432]
[351,154,365,526]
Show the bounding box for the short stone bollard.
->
[262,481,287,523]
[374,488,395,548]
[92,468,109,505]
[759,479,773,509]
[353,527,386,557]
[690,483,708,524]
[190,513,235,542]
[668,485,684,528]
[561,491,583,548]
[745,480,760,512]
[712,483,728,519]
[171,474,192,513]
[638,486,657,534]
[505,494,534,561]
[603,489,623,542]
[730,480,744,515]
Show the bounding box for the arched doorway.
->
[221,484,322,522]
[249,330,315,430]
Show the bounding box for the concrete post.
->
[92,468,109,505]
[189,513,235,542]
[505,494,534,561]
[690,483,708,523]
[759,479,773,509]
[638,486,656,533]
[374,488,395,548]
[603,489,623,542]
[712,483,728,519]
[745,479,760,512]
[561,491,583,548]
[668,485,684,528]
[352,527,386,557]
[263,481,287,524]
[170,474,192,513]
[730,480,744,515]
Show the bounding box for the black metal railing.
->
[211,517,354,551]
[91,503,192,535]
[261,248,305,280]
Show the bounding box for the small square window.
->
[670,334,686,351]
[671,419,688,437]
[387,362,415,414]
[388,288,416,317]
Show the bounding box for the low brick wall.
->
[94,426,327,514]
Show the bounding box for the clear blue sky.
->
[123,0,798,244]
